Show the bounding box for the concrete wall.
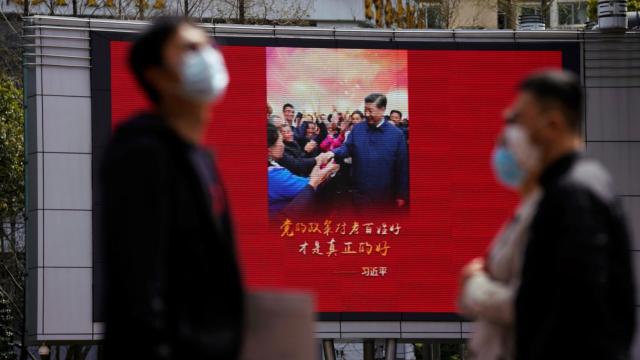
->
[582,31,640,359]
[23,16,96,341]
[453,0,498,29]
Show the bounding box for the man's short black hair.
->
[390,110,402,118]
[129,17,192,105]
[519,70,583,133]
[267,123,280,147]
[364,93,387,109]
[283,103,294,112]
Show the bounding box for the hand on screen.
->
[304,140,317,153]
[315,152,334,166]
[309,160,340,190]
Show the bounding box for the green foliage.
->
[630,0,640,11]
[0,73,25,360]
[440,343,463,360]
[0,75,24,221]
[587,0,597,21]
[0,17,22,82]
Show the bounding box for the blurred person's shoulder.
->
[565,156,615,203]
[544,153,616,211]
[103,112,176,170]
[110,112,169,147]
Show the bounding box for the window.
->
[426,3,443,29]
[518,2,551,27]
[521,6,541,16]
[559,1,588,25]
[498,11,507,29]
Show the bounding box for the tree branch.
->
[1,265,23,293]
[0,284,23,320]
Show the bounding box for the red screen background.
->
[109,41,562,313]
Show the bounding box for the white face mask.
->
[179,46,229,102]
[503,124,540,173]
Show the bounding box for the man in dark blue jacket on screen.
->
[328,93,409,209]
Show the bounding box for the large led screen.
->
[102,37,571,316]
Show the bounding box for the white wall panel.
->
[43,210,92,267]
[42,153,92,210]
[42,96,92,153]
[42,268,93,334]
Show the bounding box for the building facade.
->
[0,0,593,29]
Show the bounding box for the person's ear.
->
[546,108,566,133]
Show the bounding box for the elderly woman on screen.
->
[267,123,338,217]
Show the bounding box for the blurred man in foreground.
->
[466,70,636,360]
[101,18,244,359]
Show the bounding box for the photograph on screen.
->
[266,47,410,218]
[103,36,569,313]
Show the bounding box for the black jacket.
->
[284,139,306,158]
[101,113,244,360]
[516,152,636,360]
[279,140,315,176]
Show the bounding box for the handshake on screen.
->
[309,152,339,190]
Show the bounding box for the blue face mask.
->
[492,145,525,189]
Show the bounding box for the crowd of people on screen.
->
[266,94,410,218]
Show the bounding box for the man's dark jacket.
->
[101,113,244,360]
[284,139,308,159]
[332,120,409,207]
[516,152,635,360]
[279,140,315,176]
